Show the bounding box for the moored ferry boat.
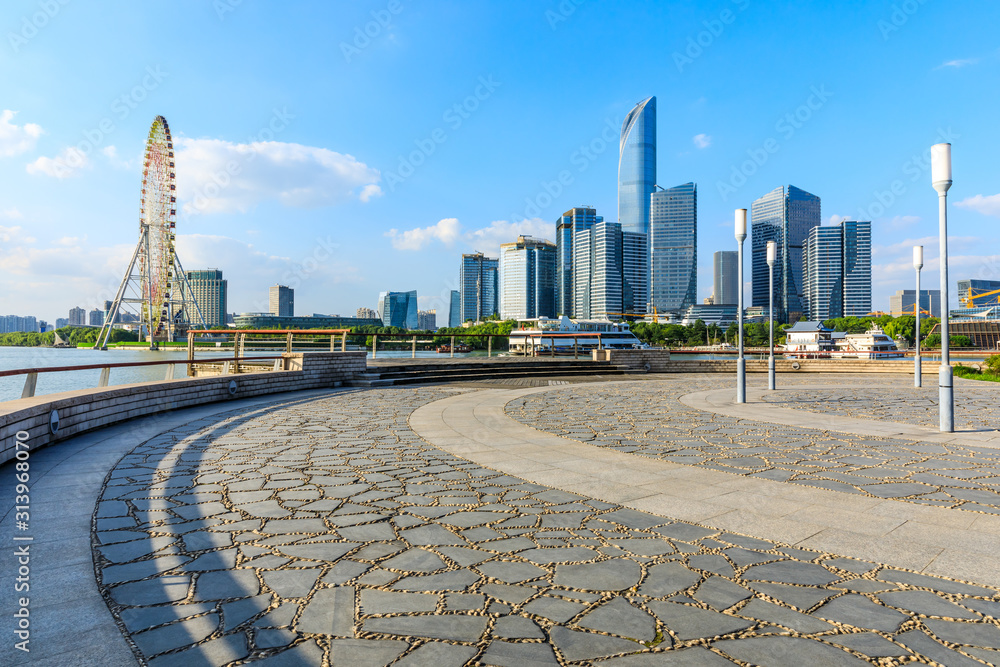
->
[508,316,647,355]
[784,321,904,359]
[830,325,905,359]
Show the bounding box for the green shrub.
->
[986,354,1000,375]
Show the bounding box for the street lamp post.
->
[932,143,953,432]
[736,209,747,403]
[913,245,923,388]
[767,240,776,391]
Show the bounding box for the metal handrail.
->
[0,355,281,379]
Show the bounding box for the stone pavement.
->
[7,374,1000,665]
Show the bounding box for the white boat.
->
[784,321,903,359]
[508,316,647,355]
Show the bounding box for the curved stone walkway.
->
[89,384,1000,666]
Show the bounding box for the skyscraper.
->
[185,269,228,327]
[89,309,104,327]
[556,207,602,317]
[499,236,557,320]
[377,291,418,329]
[69,306,86,326]
[802,220,872,321]
[714,251,738,305]
[448,290,461,327]
[459,253,499,322]
[269,285,294,317]
[618,97,656,239]
[751,185,821,323]
[890,290,941,318]
[417,310,437,330]
[649,183,697,313]
[573,221,646,319]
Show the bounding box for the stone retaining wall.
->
[592,349,672,371]
[658,358,949,373]
[0,352,365,465]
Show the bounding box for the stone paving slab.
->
[80,384,1000,666]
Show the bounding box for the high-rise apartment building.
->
[377,291,418,329]
[649,183,697,314]
[713,251,738,306]
[89,309,104,327]
[573,221,647,319]
[751,185,821,323]
[802,220,872,321]
[55,318,69,329]
[0,315,38,333]
[890,290,941,318]
[69,306,86,326]
[499,236,557,320]
[618,97,656,239]
[184,269,228,327]
[356,307,378,319]
[459,253,499,323]
[269,285,294,317]
[417,310,437,330]
[556,207,603,317]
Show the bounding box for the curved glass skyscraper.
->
[618,96,656,238]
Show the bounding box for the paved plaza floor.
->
[4,373,1000,665]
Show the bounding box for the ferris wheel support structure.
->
[94,116,207,350]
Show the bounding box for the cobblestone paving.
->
[760,381,1000,431]
[92,386,1000,666]
[506,377,1000,514]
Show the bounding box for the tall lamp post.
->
[913,245,923,388]
[736,209,747,403]
[767,240,776,390]
[932,143,953,432]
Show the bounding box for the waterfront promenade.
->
[3,372,1000,665]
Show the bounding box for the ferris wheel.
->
[95,116,206,349]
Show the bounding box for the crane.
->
[898,305,931,317]
[598,307,660,322]
[961,286,1000,307]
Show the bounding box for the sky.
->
[1,0,999,324]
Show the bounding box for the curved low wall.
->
[0,352,365,466]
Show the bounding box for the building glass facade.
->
[572,221,646,319]
[185,269,228,328]
[841,220,872,317]
[459,253,499,322]
[958,279,1000,307]
[890,290,941,318]
[618,97,656,239]
[269,285,294,317]
[751,185,821,323]
[802,220,872,321]
[448,290,461,327]
[377,290,418,329]
[713,251,738,306]
[649,183,697,314]
[556,207,602,317]
[499,236,556,320]
[622,231,648,317]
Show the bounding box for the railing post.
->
[372,334,377,359]
[330,333,335,352]
[286,331,293,353]
[450,336,455,358]
[488,336,492,357]
[551,336,555,357]
[233,332,242,374]
[341,331,347,352]
[21,373,37,399]
[412,334,417,359]
[187,331,195,377]
[164,364,174,380]
[98,367,110,387]
[574,337,578,359]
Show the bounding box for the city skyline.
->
[2,2,999,322]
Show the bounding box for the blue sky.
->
[2,0,999,323]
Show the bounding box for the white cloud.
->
[26,146,89,178]
[0,110,42,157]
[827,214,849,224]
[386,218,463,251]
[0,208,22,220]
[692,133,712,149]
[934,58,978,70]
[883,215,920,229]
[174,138,382,215]
[957,193,1000,218]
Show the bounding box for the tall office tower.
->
[417,310,437,330]
[185,269,228,327]
[89,309,104,327]
[459,253,499,323]
[713,251,738,305]
[269,285,294,317]
[572,221,646,319]
[448,290,461,327]
[377,291,418,329]
[499,236,557,320]
[751,185,821,323]
[555,207,603,317]
[890,290,941,318]
[649,183,697,314]
[802,220,872,321]
[618,96,656,239]
[69,306,86,325]
[958,279,1000,307]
